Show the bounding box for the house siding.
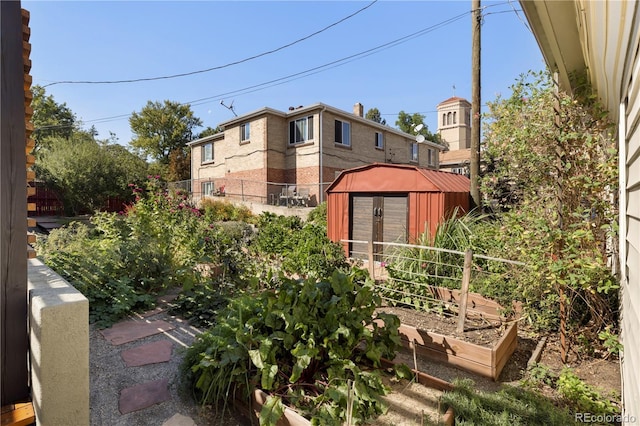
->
[190,103,441,207]
[623,34,640,414]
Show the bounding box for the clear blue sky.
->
[24,0,545,146]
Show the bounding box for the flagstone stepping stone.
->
[100,320,175,345]
[162,413,196,426]
[121,340,173,367]
[119,378,171,414]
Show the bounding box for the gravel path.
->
[89,302,246,426]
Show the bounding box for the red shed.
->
[326,163,470,258]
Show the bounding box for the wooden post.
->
[470,0,482,209]
[367,240,375,279]
[552,72,568,364]
[456,250,473,333]
[1,0,30,404]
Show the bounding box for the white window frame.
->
[375,132,384,149]
[240,122,250,142]
[410,142,418,162]
[427,148,434,166]
[202,142,213,163]
[201,181,214,196]
[289,116,314,145]
[335,120,351,146]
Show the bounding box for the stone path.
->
[90,294,245,426]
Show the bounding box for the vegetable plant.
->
[184,270,402,425]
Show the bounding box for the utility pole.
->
[470,0,482,209]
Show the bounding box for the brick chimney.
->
[353,102,364,117]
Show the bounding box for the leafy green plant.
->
[252,212,348,279]
[36,221,155,327]
[184,270,402,425]
[480,70,619,341]
[37,177,251,326]
[557,368,620,415]
[598,326,622,358]
[200,198,255,223]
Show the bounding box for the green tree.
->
[36,134,148,215]
[197,126,223,138]
[167,148,191,182]
[31,85,77,148]
[129,100,203,164]
[480,70,618,341]
[365,107,386,125]
[395,110,440,142]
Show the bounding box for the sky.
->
[23,0,545,146]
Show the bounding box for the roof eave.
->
[519,0,586,93]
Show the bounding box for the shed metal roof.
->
[326,163,470,193]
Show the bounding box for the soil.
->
[376,306,620,401]
[536,335,621,400]
[369,373,446,426]
[377,306,507,347]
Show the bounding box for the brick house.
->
[188,102,443,206]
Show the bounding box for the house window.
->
[447,112,452,125]
[289,116,314,144]
[410,143,418,162]
[442,114,446,126]
[375,132,383,149]
[240,123,250,142]
[201,181,214,196]
[453,112,457,124]
[202,143,213,163]
[335,120,351,146]
[427,148,435,166]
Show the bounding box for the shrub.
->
[201,199,255,223]
[252,212,348,278]
[37,177,251,326]
[557,368,620,415]
[184,270,401,425]
[37,221,155,327]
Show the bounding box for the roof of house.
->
[437,96,471,107]
[326,162,470,193]
[186,131,224,147]
[439,148,471,166]
[211,102,444,150]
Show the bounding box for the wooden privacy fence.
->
[1,2,32,413]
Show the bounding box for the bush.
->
[37,221,155,327]
[37,177,251,327]
[200,199,254,223]
[184,270,401,425]
[251,212,348,278]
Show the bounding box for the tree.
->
[167,148,191,182]
[31,85,77,148]
[365,108,386,125]
[129,100,203,164]
[198,126,223,138]
[395,111,441,143]
[480,70,618,346]
[36,134,148,215]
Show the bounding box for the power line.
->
[80,9,471,127]
[42,1,378,88]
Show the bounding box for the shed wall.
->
[327,192,350,256]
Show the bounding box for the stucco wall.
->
[28,258,89,425]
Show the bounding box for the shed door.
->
[349,195,407,259]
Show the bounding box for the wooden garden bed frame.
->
[239,359,456,426]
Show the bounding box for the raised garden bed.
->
[379,287,518,381]
[238,359,455,426]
